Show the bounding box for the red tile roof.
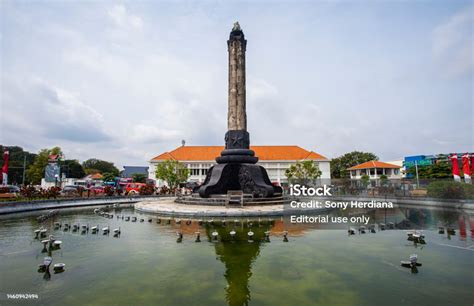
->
[151,146,328,162]
[85,173,104,180]
[347,160,400,170]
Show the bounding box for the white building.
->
[149,145,330,186]
[386,159,405,177]
[347,160,401,186]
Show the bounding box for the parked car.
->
[125,183,146,195]
[6,185,20,193]
[61,185,86,196]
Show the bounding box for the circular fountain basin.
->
[135,197,287,217]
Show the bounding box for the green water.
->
[0,206,473,306]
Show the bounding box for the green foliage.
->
[285,160,322,185]
[155,160,189,189]
[379,174,388,186]
[26,147,62,185]
[0,145,37,185]
[330,151,378,178]
[84,168,101,175]
[406,161,452,179]
[102,172,116,182]
[462,183,474,199]
[61,159,85,178]
[82,158,119,176]
[361,174,370,188]
[427,181,466,199]
[132,173,147,183]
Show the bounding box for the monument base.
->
[197,163,282,198]
[197,129,282,199]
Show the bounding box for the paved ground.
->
[135,198,286,217]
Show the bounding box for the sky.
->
[1,0,473,168]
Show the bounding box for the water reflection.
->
[205,224,272,306]
[0,204,473,306]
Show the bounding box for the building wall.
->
[349,168,402,180]
[149,159,331,186]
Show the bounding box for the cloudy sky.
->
[1,1,472,167]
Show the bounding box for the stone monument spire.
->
[227,21,247,131]
[197,22,282,199]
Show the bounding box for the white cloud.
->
[128,124,182,143]
[1,76,111,143]
[108,4,143,29]
[432,6,473,77]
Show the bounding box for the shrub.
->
[46,187,61,199]
[462,183,474,199]
[427,181,465,199]
[379,174,388,186]
[361,175,370,188]
[139,185,155,195]
[20,186,40,198]
[0,187,10,194]
[159,186,170,195]
[104,186,114,196]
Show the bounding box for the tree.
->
[361,174,370,188]
[285,160,322,185]
[0,145,36,185]
[102,172,116,182]
[61,159,85,178]
[132,173,147,183]
[379,174,388,186]
[82,158,119,176]
[406,161,452,179]
[26,147,62,185]
[330,151,378,178]
[155,160,189,189]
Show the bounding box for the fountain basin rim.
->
[134,198,331,217]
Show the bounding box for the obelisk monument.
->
[198,22,282,199]
[227,21,247,131]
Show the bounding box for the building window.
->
[361,169,367,175]
[190,169,200,176]
[201,169,208,175]
[394,169,400,175]
[376,168,383,175]
[370,169,375,175]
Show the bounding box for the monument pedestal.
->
[198,130,282,198]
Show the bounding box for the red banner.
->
[471,154,474,176]
[461,153,471,179]
[1,150,9,185]
[450,154,461,182]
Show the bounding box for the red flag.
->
[450,154,461,182]
[471,154,474,176]
[1,150,9,185]
[461,153,471,183]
